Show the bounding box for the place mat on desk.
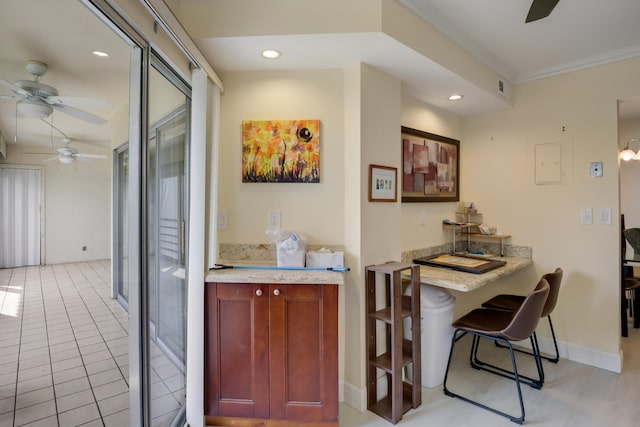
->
[413,253,506,274]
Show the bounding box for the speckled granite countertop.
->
[205,267,344,285]
[411,256,533,292]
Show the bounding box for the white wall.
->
[460,57,640,364]
[217,69,345,245]
[401,95,463,251]
[2,143,111,264]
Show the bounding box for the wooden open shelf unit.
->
[365,262,421,424]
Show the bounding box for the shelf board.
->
[369,306,411,323]
[443,223,481,229]
[369,343,414,372]
[367,382,416,423]
[463,233,511,239]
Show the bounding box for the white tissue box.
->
[277,248,306,267]
[306,250,344,268]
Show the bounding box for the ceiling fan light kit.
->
[0,60,108,124]
[17,99,53,119]
[620,138,640,161]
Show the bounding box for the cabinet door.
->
[205,283,269,418]
[269,284,338,422]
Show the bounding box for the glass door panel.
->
[147,58,190,426]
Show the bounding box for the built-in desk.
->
[412,256,533,292]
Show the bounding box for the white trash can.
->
[419,284,455,388]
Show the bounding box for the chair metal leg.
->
[443,329,527,424]
[472,333,544,389]
[496,315,560,363]
[546,316,560,362]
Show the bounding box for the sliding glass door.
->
[147,56,190,425]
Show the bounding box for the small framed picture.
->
[369,164,397,202]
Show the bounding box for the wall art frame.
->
[401,126,459,202]
[368,164,397,202]
[241,119,320,183]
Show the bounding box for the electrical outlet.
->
[217,210,228,230]
[268,210,281,230]
[419,209,426,225]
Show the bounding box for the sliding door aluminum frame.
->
[82,2,196,426]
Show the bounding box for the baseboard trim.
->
[339,337,623,414]
[513,334,622,373]
[341,381,366,412]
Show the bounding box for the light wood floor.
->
[340,320,640,426]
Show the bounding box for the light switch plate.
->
[580,208,593,225]
[598,208,612,225]
[590,161,603,177]
[217,210,228,230]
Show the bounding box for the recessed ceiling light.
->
[92,51,109,58]
[448,94,463,101]
[261,49,281,59]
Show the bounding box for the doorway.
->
[0,166,43,268]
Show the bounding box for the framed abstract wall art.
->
[401,126,459,202]
[241,119,320,183]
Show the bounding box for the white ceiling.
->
[184,0,640,119]
[400,0,640,84]
[0,0,130,150]
[1,0,639,152]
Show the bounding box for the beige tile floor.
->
[0,261,184,427]
[2,261,640,426]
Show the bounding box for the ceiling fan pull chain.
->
[14,104,18,143]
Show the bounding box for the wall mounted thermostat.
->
[590,161,603,177]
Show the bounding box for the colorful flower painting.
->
[242,119,320,183]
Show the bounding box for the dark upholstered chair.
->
[482,268,563,363]
[624,228,640,255]
[443,278,549,425]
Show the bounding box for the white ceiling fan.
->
[0,60,111,125]
[43,138,108,164]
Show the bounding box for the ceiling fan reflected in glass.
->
[0,60,111,125]
[526,0,560,23]
[43,138,108,164]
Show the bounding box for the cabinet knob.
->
[273,288,281,296]
[256,289,263,297]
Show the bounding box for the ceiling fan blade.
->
[43,156,60,162]
[0,77,30,97]
[51,103,107,125]
[526,0,560,23]
[45,96,112,109]
[75,153,108,160]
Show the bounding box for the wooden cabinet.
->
[205,282,339,427]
